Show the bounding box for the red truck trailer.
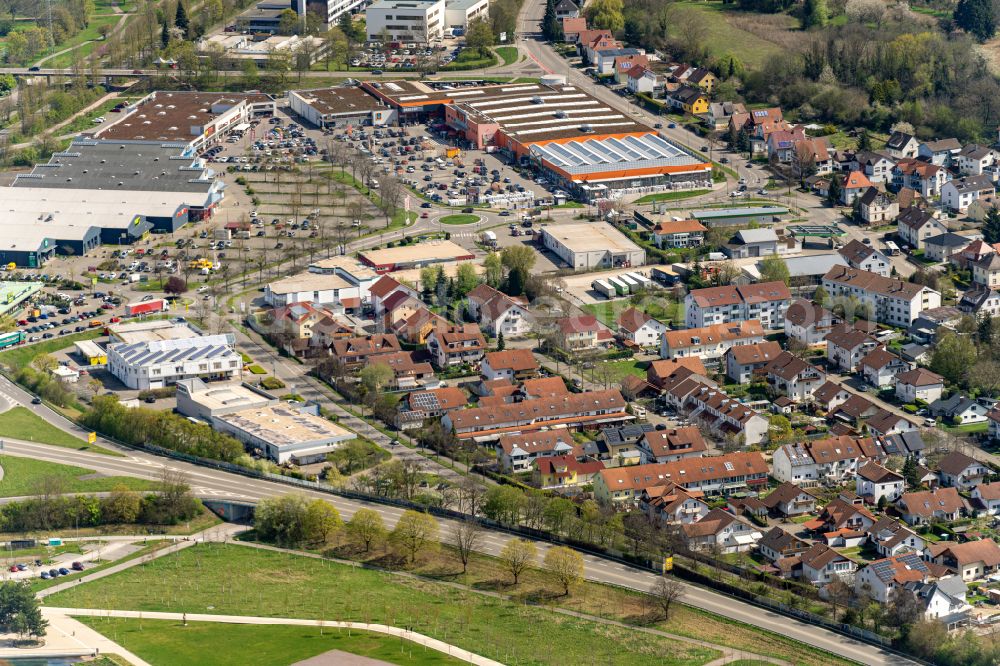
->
[125,298,167,316]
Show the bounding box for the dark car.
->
[28,66,39,72]
[58,567,70,576]
[462,207,474,214]
[71,562,84,571]
[31,397,41,405]
[48,569,59,577]
[16,563,26,571]
[39,572,49,580]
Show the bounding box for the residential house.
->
[855,553,931,602]
[426,324,487,368]
[762,482,818,517]
[959,286,1000,317]
[578,29,618,60]
[886,131,921,159]
[639,483,710,525]
[665,85,709,115]
[972,482,1000,515]
[466,284,531,338]
[906,577,972,629]
[533,455,605,489]
[683,385,771,446]
[896,208,949,250]
[924,233,974,262]
[821,265,941,327]
[972,253,1000,289]
[942,175,995,213]
[637,426,708,463]
[722,229,800,260]
[617,308,667,348]
[866,409,918,438]
[899,343,931,364]
[859,346,911,388]
[724,340,783,383]
[794,137,834,175]
[554,0,580,18]
[554,314,604,351]
[685,67,717,92]
[800,543,857,586]
[650,218,707,249]
[772,435,884,485]
[560,16,587,41]
[812,380,852,413]
[684,281,791,329]
[647,357,708,388]
[814,496,877,533]
[853,151,896,184]
[897,487,967,525]
[597,423,655,467]
[611,53,649,85]
[396,387,468,428]
[895,368,945,404]
[762,351,826,402]
[758,527,812,563]
[659,320,765,362]
[957,144,997,176]
[625,65,660,95]
[766,127,807,164]
[330,333,401,368]
[880,431,927,464]
[369,276,419,317]
[857,188,899,225]
[368,351,434,391]
[839,239,891,277]
[704,101,747,130]
[444,388,631,440]
[830,394,882,429]
[892,159,948,198]
[593,451,769,504]
[936,451,989,490]
[784,301,837,347]
[856,462,905,504]
[480,349,539,382]
[930,395,990,428]
[865,517,927,558]
[592,47,644,75]
[918,138,962,166]
[825,326,879,372]
[926,539,1000,581]
[680,508,762,554]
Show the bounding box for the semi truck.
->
[591,279,615,299]
[0,331,25,350]
[608,277,629,296]
[125,298,168,316]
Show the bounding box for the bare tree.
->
[450,519,484,573]
[378,175,404,228]
[648,576,685,620]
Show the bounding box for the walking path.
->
[46,608,507,666]
[8,91,119,151]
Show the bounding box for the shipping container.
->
[591,279,615,299]
[608,277,629,296]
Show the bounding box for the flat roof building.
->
[107,333,241,390]
[358,239,475,272]
[90,91,276,153]
[539,222,645,270]
[444,0,489,29]
[176,378,274,420]
[0,282,43,316]
[365,0,446,42]
[692,206,790,227]
[108,319,203,345]
[289,87,392,129]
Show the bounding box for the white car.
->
[92,116,105,124]
[197,286,210,293]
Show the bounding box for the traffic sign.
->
[662,556,673,573]
[88,432,97,444]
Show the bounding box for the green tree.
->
[955,0,996,41]
[359,363,394,396]
[542,0,563,41]
[826,173,842,206]
[499,537,536,585]
[454,262,480,297]
[544,546,584,595]
[346,508,387,552]
[496,331,505,351]
[483,251,502,288]
[759,255,791,285]
[390,510,439,563]
[255,495,341,547]
[983,207,1000,244]
[802,0,828,28]
[902,456,922,488]
[175,1,190,39]
[339,12,359,42]
[929,332,977,385]
[769,414,792,442]
[241,58,260,88]
[465,17,494,55]
[858,129,872,152]
[812,285,828,306]
[585,0,625,32]
[501,245,537,278]
[101,484,142,524]
[278,8,300,35]
[0,73,15,94]
[0,582,46,638]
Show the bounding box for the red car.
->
[100,303,113,310]
[8,566,17,572]
[109,316,121,323]
[420,212,429,218]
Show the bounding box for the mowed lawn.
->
[0,455,156,498]
[78,619,472,666]
[47,544,720,666]
[0,406,116,454]
[0,330,100,370]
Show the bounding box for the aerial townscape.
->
[4,0,1000,665]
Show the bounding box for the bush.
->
[248,364,267,374]
[260,376,285,390]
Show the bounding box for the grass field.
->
[666,2,788,69]
[33,14,121,66]
[47,543,721,666]
[79,619,472,666]
[0,455,156,498]
[0,406,116,454]
[495,46,519,67]
[439,214,479,225]
[0,329,100,370]
[634,189,711,204]
[600,359,647,384]
[582,297,681,327]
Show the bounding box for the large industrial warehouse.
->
[363,80,711,200]
[288,87,393,128]
[540,222,645,270]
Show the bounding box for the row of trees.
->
[1,471,199,532]
[82,394,245,462]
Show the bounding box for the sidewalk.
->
[45,607,505,666]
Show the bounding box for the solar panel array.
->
[530,134,703,175]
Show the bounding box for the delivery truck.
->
[591,279,615,299]
[125,298,168,316]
